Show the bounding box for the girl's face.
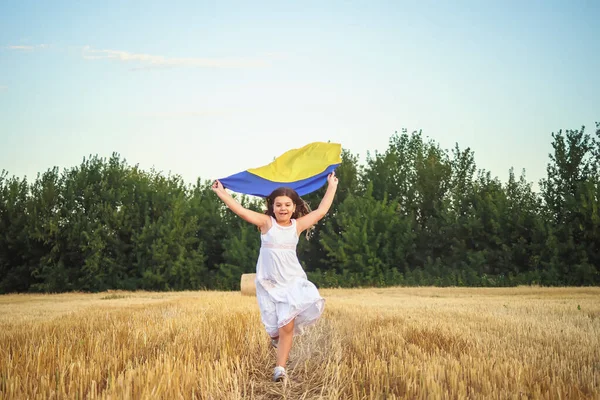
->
[273,195,296,224]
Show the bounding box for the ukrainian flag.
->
[219,142,342,197]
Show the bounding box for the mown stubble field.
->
[1,286,598,399]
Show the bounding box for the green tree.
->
[319,185,414,287]
[213,194,262,290]
[298,148,364,273]
[540,124,599,285]
[0,173,36,293]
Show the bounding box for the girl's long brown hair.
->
[264,187,314,239]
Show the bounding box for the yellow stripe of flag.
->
[247,142,342,183]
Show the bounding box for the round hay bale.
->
[240,273,256,296]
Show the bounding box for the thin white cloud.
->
[81,46,269,69]
[7,45,33,50]
[131,108,240,119]
[6,44,48,51]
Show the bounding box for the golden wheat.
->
[0,286,598,399]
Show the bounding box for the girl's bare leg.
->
[276,319,295,367]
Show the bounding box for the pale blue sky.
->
[1,1,598,190]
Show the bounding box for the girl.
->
[211,172,338,382]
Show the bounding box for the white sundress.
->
[255,216,325,337]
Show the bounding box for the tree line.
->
[1,122,599,293]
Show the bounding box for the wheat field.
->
[0,286,599,399]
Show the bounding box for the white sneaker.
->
[272,366,287,382]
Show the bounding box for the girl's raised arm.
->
[296,172,338,234]
[212,180,270,229]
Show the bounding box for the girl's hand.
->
[327,171,338,187]
[212,180,225,193]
